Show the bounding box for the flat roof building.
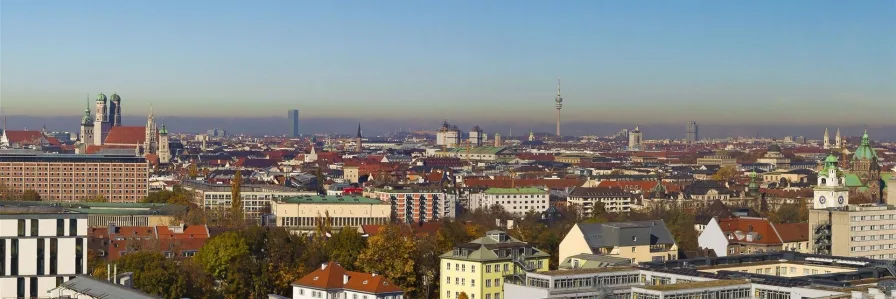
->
[0,152,149,203]
[181,181,315,222]
[271,195,391,233]
[0,207,89,298]
[0,200,186,227]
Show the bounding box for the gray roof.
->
[577,220,676,248]
[559,253,632,269]
[52,275,161,299]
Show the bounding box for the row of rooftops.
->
[0,200,186,216]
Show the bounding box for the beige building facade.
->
[810,204,896,260]
[271,195,391,233]
[560,222,678,264]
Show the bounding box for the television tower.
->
[555,79,563,136]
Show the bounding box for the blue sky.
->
[1,0,894,125]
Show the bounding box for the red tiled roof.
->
[3,130,43,143]
[293,262,403,294]
[772,223,809,243]
[718,217,782,245]
[155,225,210,239]
[463,178,584,189]
[85,144,138,154]
[104,126,148,145]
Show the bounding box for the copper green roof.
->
[280,195,386,204]
[483,187,547,194]
[843,173,864,187]
[852,130,878,161]
[95,93,107,102]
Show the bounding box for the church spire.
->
[356,123,362,138]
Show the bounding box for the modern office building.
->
[0,152,149,203]
[0,207,89,299]
[559,221,678,264]
[181,181,315,221]
[288,109,300,138]
[628,127,643,150]
[468,187,549,216]
[686,121,699,143]
[271,195,391,233]
[439,230,550,299]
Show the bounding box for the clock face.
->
[838,196,845,204]
[819,196,826,204]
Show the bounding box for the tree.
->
[195,231,250,280]
[356,224,418,295]
[189,163,198,178]
[712,166,739,181]
[459,292,470,299]
[21,190,41,201]
[769,203,801,223]
[85,194,107,202]
[326,228,366,271]
[115,251,186,299]
[229,169,244,227]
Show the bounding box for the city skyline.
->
[1,1,894,125]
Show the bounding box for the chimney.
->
[372,273,377,277]
[321,263,328,270]
[343,274,349,285]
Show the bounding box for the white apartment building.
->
[0,208,88,299]
[567,186,634,216]
[468,187,549,216]
[371,188,457,223]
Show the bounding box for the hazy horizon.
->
[2,1,895,125]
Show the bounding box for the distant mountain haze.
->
[3,115,894,141]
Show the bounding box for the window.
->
[447,263,451,270]
[472,279,475,287]
[30,277,38,298]
[76,238,84,274]
[447,276,450,284]
[0,240,5,275]
[70,219,78,236]
[462,264,465,272]
[18,219,25,236]
[11,239,19,275]
[486,264,491,273]
[50,238,58,275]
[472,265,476,273]
[17,277,25,298]
[57,219,64,236]
[632,247,636,252]
[31,219,39,236]
[37,239,45,275]
[486,280,492,287]
[447,291,450,298]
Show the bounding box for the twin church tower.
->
[79,93,169,163]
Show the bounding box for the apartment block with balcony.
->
[559,221,678,264]
[439,230,550,299]
[0,207,89,299]
[372,188,457,223]
[469,187,549,216]
[567,186,633,215]
[0,153,149,203]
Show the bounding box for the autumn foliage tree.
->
[356,224,418,295]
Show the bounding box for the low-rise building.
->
[181,181,315,221]
[88,224,210,260]
[0,207,89,298]
[696,155,737,168]
[431,146,514,162]
[567,186,634,215]
[468,187,549,216]
[439,230,550,299]
[271,195,391,233]
[559,221,678,264]
[698,217,810,257]
[292,262,404,299]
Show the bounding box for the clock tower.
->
[814,154,849,209]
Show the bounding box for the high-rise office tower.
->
[629,126,643,150]
[686,121,699,143]
[288,109,299,137]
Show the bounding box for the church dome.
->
[767,144,781,153]
[110,93,121,102]
[95,93,107,102]
[159,124,168,135]
[852,130,877,160]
